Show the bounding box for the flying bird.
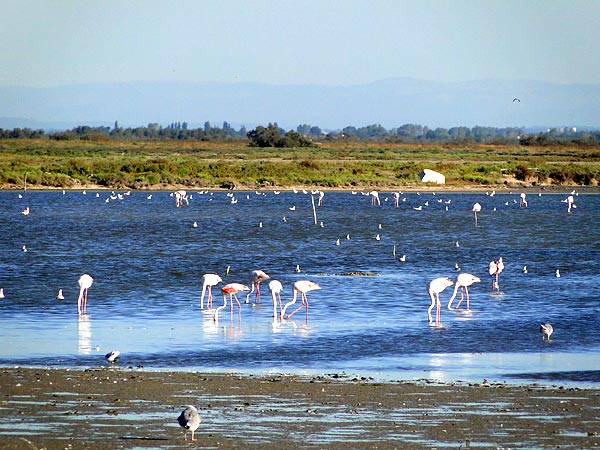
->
[512,98,521,102]
[178,405,201,441]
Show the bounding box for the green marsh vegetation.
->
[1,139,599,190]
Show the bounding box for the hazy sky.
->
[2,0,599,87]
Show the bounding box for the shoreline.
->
[0,367,598,449]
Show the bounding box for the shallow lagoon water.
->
[0,189,599,385]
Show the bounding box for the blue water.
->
[0,189,599,385]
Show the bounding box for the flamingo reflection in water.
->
[447,273,481,311]
[214,283,248,322]
[427,277,454,325]
[281,280,321,322]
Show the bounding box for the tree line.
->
[1,121,599,147]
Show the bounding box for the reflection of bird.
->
[428,277,454,324]
[200,273,222,309]
[77,274,93,315]
[540,323,553,341]
[214,283,248,322]
[268,280,283,321]
[282,280,321,322]
[246,270,270,304]
[489,257,504,291]
[57,289,64,300]
[105,350,120,363]
[448,273,481,310]
[178,405,201,441]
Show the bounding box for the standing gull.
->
[177,405,201,441]
[540,323,553,342]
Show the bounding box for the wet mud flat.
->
[0,368,598,449]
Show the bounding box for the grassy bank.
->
[1,139,599,190]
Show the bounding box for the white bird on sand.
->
[428,277,454,324]
[540,323,553,342]
[178,405,201,441]
[105,350,120,363]
[56,289,64,300]
[447,273,481,310]
[77,274,93,315]
[281,280,321,322]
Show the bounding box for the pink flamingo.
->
[281,280,321,322]
[427,277,454,324]
[245,270,270,304]
[447,273,481,310]
[488,257,504,291]
[214,283,249,322]
[174,190,189,207]
[200,273,222,309]
[268,280,283,321]
[77,274,93,315]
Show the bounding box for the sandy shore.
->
[0,368,598,449]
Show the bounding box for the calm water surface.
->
[0,189,598,385]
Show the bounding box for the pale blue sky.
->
[2,0,599,87]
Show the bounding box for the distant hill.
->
[1,78,599,131]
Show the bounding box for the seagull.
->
[555,269,561,278]
[0,288,4,299]
[540,323,553,342]
[522,266,528,274]
[21,207,30,216]
[192,222,198,228]
[57,289,64,300]
[178,405,201,441]
[22,245,27,252]
[105,350,120,363]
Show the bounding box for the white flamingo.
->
[427,277,454,324]
[200,273,222,309]
[268,280,283,321]
[77,274,93,315]
[281,280,321,322]
[472,203,481,226]
[447,273,481,310]
[489,257,504,291]
[245,270,270,304]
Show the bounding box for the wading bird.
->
[472,203,481,226]
[540,323,553,342]
[214,283,248,322]
[56,289,64,300]
[268,280,283,321]
[281,280,321,322]
[200,273,222,309]
[246,270,270,304]
[447,273,481,310]
[489,257,504,291]
[77,274,93,315]
[178,405,201,441]
[427,277,454,324]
